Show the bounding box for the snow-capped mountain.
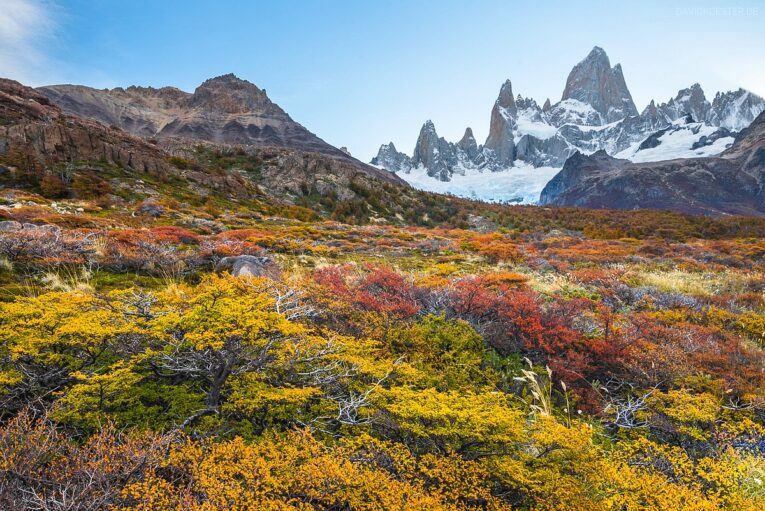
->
[371,46,765,203]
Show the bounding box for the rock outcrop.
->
[0,78,171,175]
[216,254,280,279]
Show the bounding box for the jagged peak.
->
[201,73,248,85]
[581,46,610,65]
[495,80,516,111]
[421,119,437,131]
[561,46,637,122]
[458,127,476,146]
[675,83,706,98]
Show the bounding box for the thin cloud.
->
[0,0,56,85]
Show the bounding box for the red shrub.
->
[315,265,422,318]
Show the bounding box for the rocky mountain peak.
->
[662,83,710,122]
[191,73,283,116]
[369,46,765,199]
[484,80,517,165]
[412,120,458,180]
[709,88,765,130]
[371,142,412,172]
[37,73,358,160]
[458,127,476,144]
[496,79,517,114]
[561,46,638,123]
[457,127,479,160]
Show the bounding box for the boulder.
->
[216,254,280,279]
[137,201,165,217]
[0,220,22,231]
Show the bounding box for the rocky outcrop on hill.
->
[0,78,170,175]
[1,76,406,216]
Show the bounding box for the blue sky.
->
[2,0,763,160]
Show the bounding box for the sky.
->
[1,0,763,161]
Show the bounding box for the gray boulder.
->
[216,254,280,278]
[137,201,165,217]
[0,220,22,231]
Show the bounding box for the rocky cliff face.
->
[484,80,517,165]
[457,127,480,162]
[411,121,460,181]
[38,74,348,159]
[561,46,638,124]
[656,83,710,125]
[0,78,171,175]
[539,111,765,216]
[371,46,765,196]
[709,89,765,130]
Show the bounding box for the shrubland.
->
[1,181,765,509]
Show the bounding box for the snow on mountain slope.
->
[393,163,560,204]
[515,109,558,140]
[548,99,602,126]
[615,118,735,163]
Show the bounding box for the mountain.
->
[539,110,765,216]
[559,46,638,124]
[371,46,765,203]
[38,74,350,160]
[1,77,437,226]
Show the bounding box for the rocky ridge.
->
[39,74,354,161]
[538,110,765,216]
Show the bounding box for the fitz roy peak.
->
[559,46,637,124]
[372,46,765,201]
